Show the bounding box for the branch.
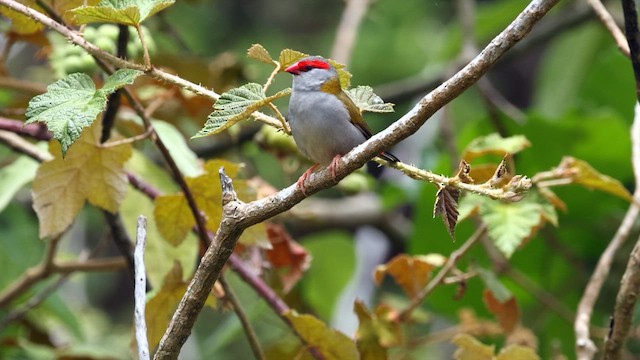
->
[0,0,284,130]
[330,0,372,65]
[134,216,150,360]
[219,275,266,360]
[399,224,487,321]
[154,1,561,357]
[586,0,631,57]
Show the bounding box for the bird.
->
[285,56,398,194]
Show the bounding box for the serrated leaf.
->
[477,192,556,258]
[26,70,141,155]
[278,49,309,69]
[101,68,144,94]
[32,122,132,238]
[247,43,274,64]
[193,83,290,138]
[69,0,175,25]
[347,86,394,113]
[145,262,216,349]
[284,311,359,360]
[434,185,460,240]
[374,254,445,298]
[483,289,520,334]
[452,334,495,360]
[559,156,633,202]
[463,133,531,162]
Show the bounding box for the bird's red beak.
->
[285,63,300,75]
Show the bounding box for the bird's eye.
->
[304,65,313,71]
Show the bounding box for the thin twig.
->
[135,24,152,70]
[330,0,372,65]
[134,215,150,360]
[399,224,487,321]
[219,275,266,360]
[586,0,631,57]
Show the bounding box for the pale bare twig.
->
[134,215,150,360]
[586,0,631,57]
[331,0,372,65]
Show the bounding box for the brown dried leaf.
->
[483,289,520,334]
[374,254,445,298]
[265,223,311,293]
[488,156,510,187]
[434,185,461,240]
[456,159,474,184]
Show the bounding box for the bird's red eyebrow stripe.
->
[297,60,331,70]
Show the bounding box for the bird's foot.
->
[297,164,320,195]
[328,155,342,180]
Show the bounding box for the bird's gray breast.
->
[288,90,367,165]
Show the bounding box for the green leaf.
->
[192,83,290,138]
[25,70,142,155]
[284,311,359,360]
[153,120,202,178]
[347,86,394,113]
[278,49,308,69]
[461,191,557,258]
[101,68,144,94]
[0,149,43,212]
[69,0,175,26]
[477,268,512,303]
[463,133,531,162]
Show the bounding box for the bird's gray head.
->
[285,56,339,91]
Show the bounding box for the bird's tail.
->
[379,151,399,163]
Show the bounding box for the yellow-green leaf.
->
[122,151,196,287]
[559,156,633,202]
[496,345,540,360]
[284,311,359,360]
[463,133,531,162]
[452,334,495,360]
[192,83,290,138]
[247,43,274,64]
[278,49,308,69]
[354,301,402,360]
[32,122,132,238]
[154,194,193,246]
[69,0,175,26]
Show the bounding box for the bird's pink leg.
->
[328,154,342,180]
[297,163,320,195]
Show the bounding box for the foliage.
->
[0,0,637,359]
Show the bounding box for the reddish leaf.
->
[374,254,445,298]
[265,223,311,293]
[483,289,520,334]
